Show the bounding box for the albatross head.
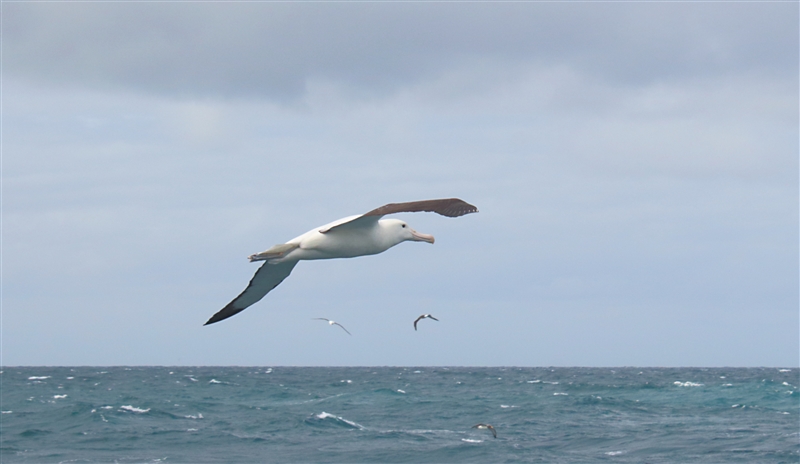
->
[382,219,435,245]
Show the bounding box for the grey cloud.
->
[5,2,796,100]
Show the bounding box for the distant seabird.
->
[313,318,352,335]
[414,314,439,330]
[472,423,497,438]
[205,199,478,325]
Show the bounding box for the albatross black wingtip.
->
[438,198,479,217]
[203,303,241,326]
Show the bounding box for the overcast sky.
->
[3,1,798,367]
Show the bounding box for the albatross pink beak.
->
[410,228,435,244]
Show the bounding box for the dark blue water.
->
[1,367,797,463]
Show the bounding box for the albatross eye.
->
[401,224,406,228]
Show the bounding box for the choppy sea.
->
[1,367,798,463]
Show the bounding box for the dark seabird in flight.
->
[313,318,352,335]
[414,314,439,330]
[472,423,497,438]
[205,199,478,325]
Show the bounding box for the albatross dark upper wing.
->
[319,198,478,234]
[362,198,478,218]
[204,260,298,325]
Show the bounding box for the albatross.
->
[414,314,439,330]
[205,198,478,325]
[313,318,352,335]
[472,423,497,438]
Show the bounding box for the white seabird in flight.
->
[205,198,478,325]
[414,314,439,331]
[472,423,497,438]
[313,318,352,335]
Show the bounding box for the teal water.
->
[1,367,798,463]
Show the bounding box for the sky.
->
[2,1,798,367]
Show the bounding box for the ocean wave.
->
[3,367,796,462]
[312,411,365,430]
[674,381,704,387]
[28,376,51,380]
[120,405,150,413]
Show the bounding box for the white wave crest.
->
[28,376,50,380]
[461,438,483,443]
[674,381,703,387]
[315,411,365,429]
[120,405,150,413]
[53,394,67,399]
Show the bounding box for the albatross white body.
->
[204,198,477,326]
[263,216,434,263]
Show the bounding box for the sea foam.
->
[120,405,150,413]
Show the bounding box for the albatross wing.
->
[320,198,478,234]
[363,198,478,218]
[205,260,298,325]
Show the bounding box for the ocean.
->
[1,367,797,463]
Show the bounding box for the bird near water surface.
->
[205,198,478,325]
[472,423,497,438]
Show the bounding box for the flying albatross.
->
[313,318,352,335]
[472,423,497,438]
[414,314,439,330]
[204,198,478,325]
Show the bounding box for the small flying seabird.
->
[472,423,497,438]
[313,318,351,335]
[414,314,439,330]
[205,198,478,325]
